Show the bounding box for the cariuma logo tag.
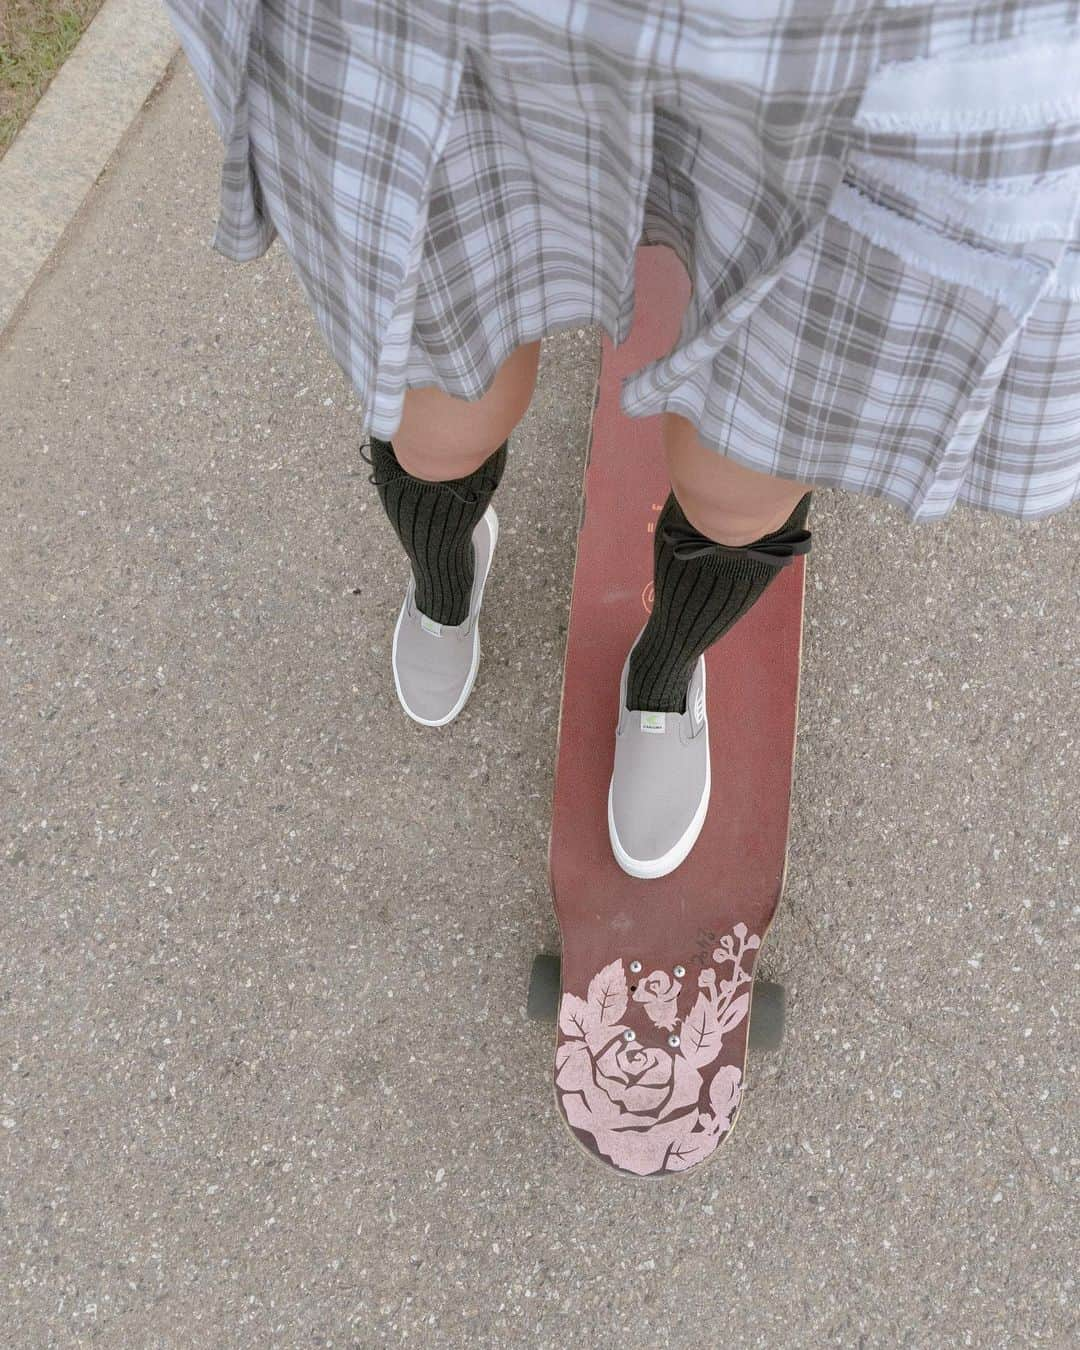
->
[640,711,666,734]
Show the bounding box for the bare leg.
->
[663,412,812,544]
[391,339,542,479]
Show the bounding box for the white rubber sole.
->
[607,663,711,880]
[391,506,498,728]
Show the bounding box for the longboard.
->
[529,246,805,1179]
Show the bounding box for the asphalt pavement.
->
[1,57,1076,1348]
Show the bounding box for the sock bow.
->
[660,519,812,570]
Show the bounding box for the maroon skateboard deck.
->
[531,247,804,1178]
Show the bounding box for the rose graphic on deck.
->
[554,924,760,1175]
[632,968,682,1029]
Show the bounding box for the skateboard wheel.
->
[527,953,561,1021]
[748,978,785,1052]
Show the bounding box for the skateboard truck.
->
[528,952,785,1052]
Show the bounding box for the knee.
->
[672,477,805,547]
[391,340,540,481]
[390,436,497,482]
[663,413,809,545]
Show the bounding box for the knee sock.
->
[626,490,812,713]
[364,436,508,626]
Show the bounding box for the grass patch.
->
[0,0,106,156]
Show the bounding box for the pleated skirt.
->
[168,0,1080,520]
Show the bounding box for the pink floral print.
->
[555,924,761,1175]
[632,970,682,1030]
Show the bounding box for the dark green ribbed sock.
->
[366,436,508,626]
[626,490,812,713]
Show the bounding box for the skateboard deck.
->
[538,246,805,1179]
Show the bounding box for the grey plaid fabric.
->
[165,0,1080,521]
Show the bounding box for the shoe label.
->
[640,711,666,734]
[420,615,443,636]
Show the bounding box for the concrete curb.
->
[0,0,179,334]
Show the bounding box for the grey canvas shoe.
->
[608,636,711,879]
[391,506,498,727]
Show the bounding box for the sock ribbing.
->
[369,437,507,626]
[627,490,812,713]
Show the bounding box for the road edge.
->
[0,0,180,335]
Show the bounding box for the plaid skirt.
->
[166,0,1080,522]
